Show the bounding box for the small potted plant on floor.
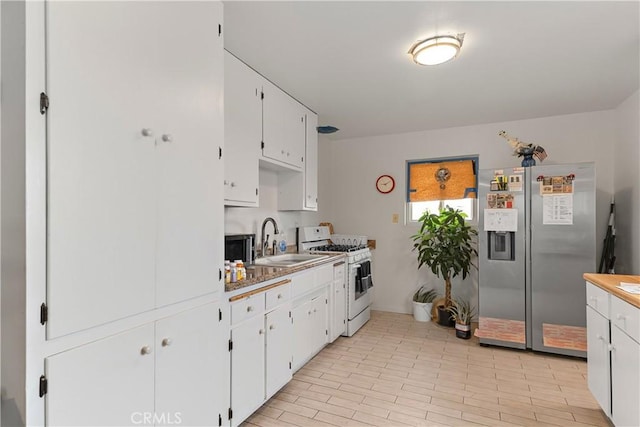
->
[447,298,476,339]
[411,206,477,327]
[412,286,438,322]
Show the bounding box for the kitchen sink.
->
[252,253,329,268]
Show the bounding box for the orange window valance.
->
[408,159,477,202]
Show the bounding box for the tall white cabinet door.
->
[332,264,346,341]
[155,303,224,426]
[586,306,610,416]
[292,299,313,371]
[611,326,640,427]
[262,80,305,168]
[224,51,261,206]
[231,315,265,425]
[46,2,157,338]
[304,110,318,209]
[155,1,224,307]
[265,304,292,398]
[46,324,155,426]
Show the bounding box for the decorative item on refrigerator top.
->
[297,226,372,336]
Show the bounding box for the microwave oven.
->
[224,234,255,265]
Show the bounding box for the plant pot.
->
[412,301,432,322]
[436,305,455,327]
[455,322,472,339]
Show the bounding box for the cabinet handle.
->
[259,329,264,335]
[616,314,625,320]
[596,334,604,341]
[161,134,173,143]
[247,306,254,312]
[230,182,236,188]
[313,308,317,313]
[308,310,312,315]
[277,294,283,299]
[269,324,275,330]
[140,346,152,355]
[161,338,172,347]
[589,296,596,302]
[141,128,154,137]
[281,150,285,154]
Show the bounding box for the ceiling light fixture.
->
[408,34,464,66]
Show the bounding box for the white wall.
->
[614,90,640,274]
[225,167,320,252]
[322,111,616,314]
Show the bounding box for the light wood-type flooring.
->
[242,311,611,427]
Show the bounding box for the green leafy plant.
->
[446,298,476,325]
[411,207,478,308]
[412,286,438,303]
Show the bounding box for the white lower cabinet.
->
[586,281,640,426]
[46,303,224,427]
[292,289,328,372]
[229,280,292,426]
[330,261,347,341]
[586,305,610,417]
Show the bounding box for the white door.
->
[46,324,155,426]
[155,1,224,307]
[586,306,610,416]
[304,110,318,209]
[611,326,640,427]
[46,1,157,338]
[224,51,261,206]
[332,264,347,340]
[231,315,265,425]
[312,293,329,352]
[292,299,313,371]
[262,79,304,168]
[265,304,292,398]
[155,303,223,426]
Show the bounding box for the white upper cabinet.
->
[262,78,305,169]
[278,106,318,211]
[45,1,224,338]
[224,51,261,206]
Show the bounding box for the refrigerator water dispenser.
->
[488,231,514,261]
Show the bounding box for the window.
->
[406,156,478,222]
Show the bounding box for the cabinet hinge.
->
[228,339,233,352]
[261,141,265,150]
[40,303,48,325]
[302,157,304,163]
[40,92,49,115]
[219,147,223,160]
[326,329,328,335]
[218,24,222,37]
[218,414,222,426]
[260,91,264,100]
[228,408,233,420]
[219,308,222,322]
[289,361,292,369]
[39,375,48,397]
[219,268,222,281]
[256,188,259,196]
[326,299,328,304]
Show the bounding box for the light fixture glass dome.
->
[409,35,463,66]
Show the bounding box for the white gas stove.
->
[297,226,373,336]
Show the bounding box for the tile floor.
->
[242,311,611,427]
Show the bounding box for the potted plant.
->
[447,298,476,339]
[412,286,438,322]
[411,207,478,327]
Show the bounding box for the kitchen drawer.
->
[315,264,334,286]
[611,295,640,343]
[231,293,265,325]
[265,280,291,311]
[586,281,610,319]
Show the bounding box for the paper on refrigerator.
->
[484,209,518,232]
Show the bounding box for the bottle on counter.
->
[224,260,231,284]
[235,260,244,281]
[230,262,237,283]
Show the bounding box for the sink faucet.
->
[260,217,280,257]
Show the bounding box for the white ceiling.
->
[224,1,640,140]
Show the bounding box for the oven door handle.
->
[352,264,361,269]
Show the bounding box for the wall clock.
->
[376,175,395,194]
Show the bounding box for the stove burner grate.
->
[313,244,367,253]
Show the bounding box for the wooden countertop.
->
[225,253,346,292]
[583,273,640,309]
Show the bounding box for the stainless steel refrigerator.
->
[478,163,595,357]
